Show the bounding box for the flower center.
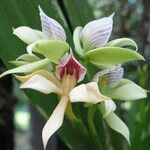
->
[59,55,81,81]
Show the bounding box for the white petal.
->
[42,97,68,149]
[104,78,147,101]
[13,26,44,45]
[69,82,108,104]
[105,112,130,145]
[69,84,89,103]
[39,6,66,41]
[20,74,59,94]
[100,100,116,118]
[81,13,114,50]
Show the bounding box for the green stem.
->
[87,106,103,150]
[97,105,113,150]
[65,101,90,138]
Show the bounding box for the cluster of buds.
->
[0,6,147,149]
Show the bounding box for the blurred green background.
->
[0,0,150,150]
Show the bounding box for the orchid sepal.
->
[39,6,66,41]
[105,38,138,51]
[81,13,114,51]
[0,58,50,78]
[83,47,145,68]
[73,26,84,56]
[13,26,45,45]
[103,78,147,101]
[27,40,70,64]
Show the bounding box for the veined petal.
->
[100,100,116,118]
[69,82,109,104]
[42,96,68,149]
[93,65,124,87]
[104,112,130,145]
[20,74,59,94]
[56,52,86,82]
[0,58,50,78]
[81,13,114,50]
[15,69,61,88]
[13,26,44,44]
[104,78,147,101]
[39,6,66,41]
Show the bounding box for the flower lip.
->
[56,52,87,82]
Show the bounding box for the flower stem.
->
[87,105,104,150]
[65,101,90,138]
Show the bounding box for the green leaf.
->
[83,47,145,68]
[104,78,147,101]
[31,40,70,63]
[63,0,94,28]
[0,58,50,78]
[106,38,138,51]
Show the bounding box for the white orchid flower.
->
[13,6,66,45]
[12,6,69,66]
[73,14,144,69]
[14,52,110,149]
[90,65,147,144]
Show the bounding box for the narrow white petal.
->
[13,26,44,45]
[81,13,114,50]
[20,74,59,94]
[105,112,130,145]
[42,97,68,149]
[39,6,66,41]
[69,82,108,104]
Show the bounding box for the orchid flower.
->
[12,6,68,66]
[70,65,147,145]
[12,52,110,149]
[73,14,144,68]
